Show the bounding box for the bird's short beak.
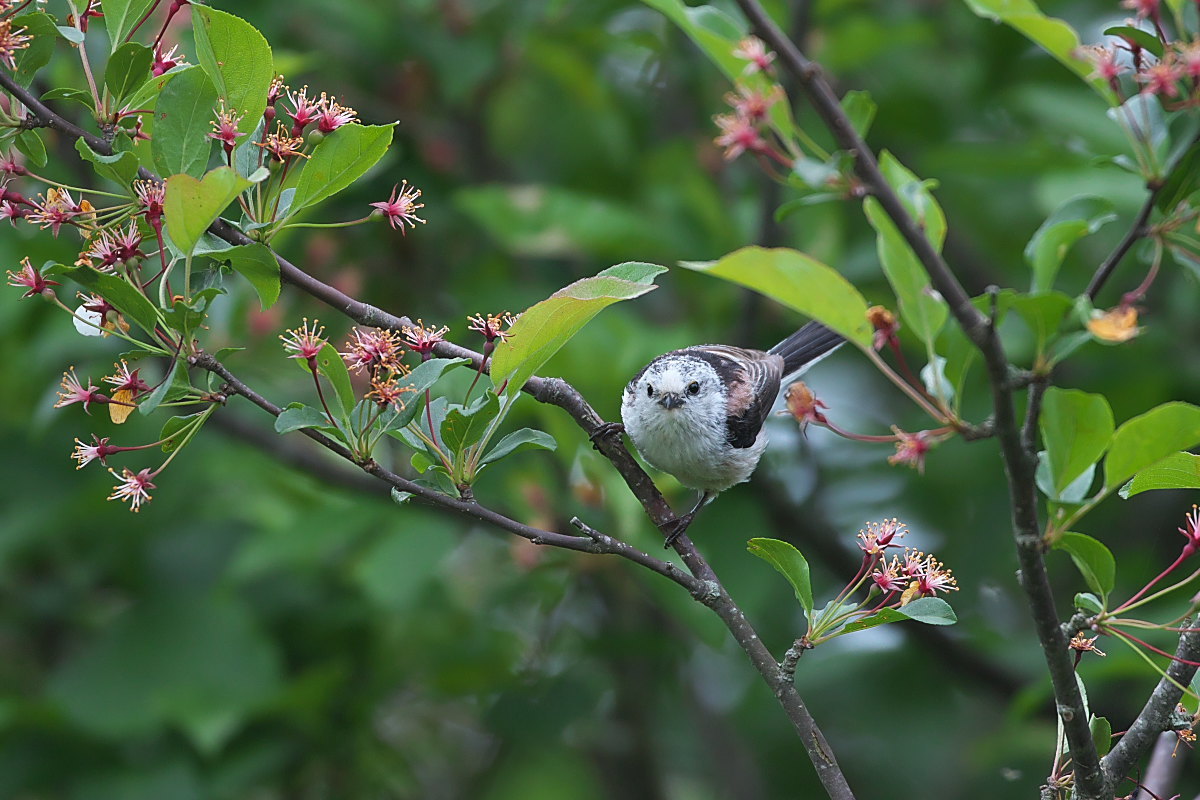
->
[658,392,684,410]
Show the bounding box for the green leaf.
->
[840,90,877,138]
[75,138,140,188]
[191,5,274,134]
[1102,25,1164,58]
[442,392,501,454]
[961,0,1108,98]
[746,537,813,615]
[104,42,153,105]
[1054,532,1116,600]
[481,428,557,465]
[894,597,957,625]
[151,66,218,178]
[878,151,946,250]
[12,13,57,87]
[122,63,191,112]
[1091,715,1112,758]
[315,342,356,417]
[1006,291,1074,356]
[164,167,254,257]
[1040,388,1114,495]
[840,608,907,634]
[863,196,948,345]
[1105,402,1200,491]
[1036,455,1096,505]
[1075,592,1104,615]
[289,124,395,214]
[680,246,873,347]
[160,412,203,454]
[138,358,178,416]
[62,265,160,335]
[490,263,666,393]
[1024,197,1117,293]
[103,0,158,52]
[41,86,96,110]
[1120,452,1200,498]
[217,243,279,310]
[14,129,46,168]
[274,403,333,434]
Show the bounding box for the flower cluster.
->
[803,519,959,645]
[712,37,792,164]
[1077,6,1200,106]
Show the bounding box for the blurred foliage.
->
[2,0,1200,798]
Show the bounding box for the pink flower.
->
[889,428,932,473]
[71,435,118,469]
[370,180,426,234]
[209,103,245,153]
[103,360,151,399]
[713,113,767,160]
[6,257,59,298]
[152,44,186,77]
[107,467,156,512]
[53,367,106,414]
[341,327,405,374]
[724,84,783,123]
[280,318,327,365]
[0,20,32,71]
[401,320,449,361]
[1137,62,1183,97]
[467,312,515,344]
[286,86,321,135]
[315,93,357,134]
[856,518,908,555]
[732,36,775,75]
[1178,505,1200,554]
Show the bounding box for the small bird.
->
[619,322,843,545]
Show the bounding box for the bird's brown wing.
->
[691,345,785,449]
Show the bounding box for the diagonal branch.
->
[1085,185,1164,301]
[729,2,1105,794]
[1102,616,1200,789]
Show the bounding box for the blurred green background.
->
[2,0,1199,797]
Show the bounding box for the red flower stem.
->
[867,591,897,614]
[1112,546,1194,614]
[424,388,439,449]
[830,553,874,607]
[820,419,900,443]
[887,337,941,406]
[125,0,165,42]
[307,360,338,428]
[1104,625,1200,667]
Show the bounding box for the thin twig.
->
[1086,185,1164,301]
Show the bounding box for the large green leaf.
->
[746,537,813,615]
[841,598,957,632]
[75,138,139,188]
[441,392,500,455]
[1105,403,1200,491]
[878,151,946,250]
[1039,388,1114,495]
[63,265,160,335]
[481,428,557,465]
[151,66,218,178]
[490,262,666,394]
[1120,452,1200,498]
[1054,532,1116,600]
[104,42,153,105]
[680,246,872,347]
[11,12,57,87]
[218,243,280,310]
[289,124,395,214]
[863,197,948,345]
[102,0,158,52]
[1024,197,1117,293]
[191,5,274,134]
[961,0,1108,98]
[164,167,254,257]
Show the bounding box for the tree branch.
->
[1085,185,1163,302]
[729,2,1105,794]
[1102,615,1200,790]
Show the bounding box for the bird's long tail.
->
[768,321,845,376]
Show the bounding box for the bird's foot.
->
[662,512,695,549]
[588,421,625,451]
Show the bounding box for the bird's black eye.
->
[646,383,654,398]
[687,381,700,395]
